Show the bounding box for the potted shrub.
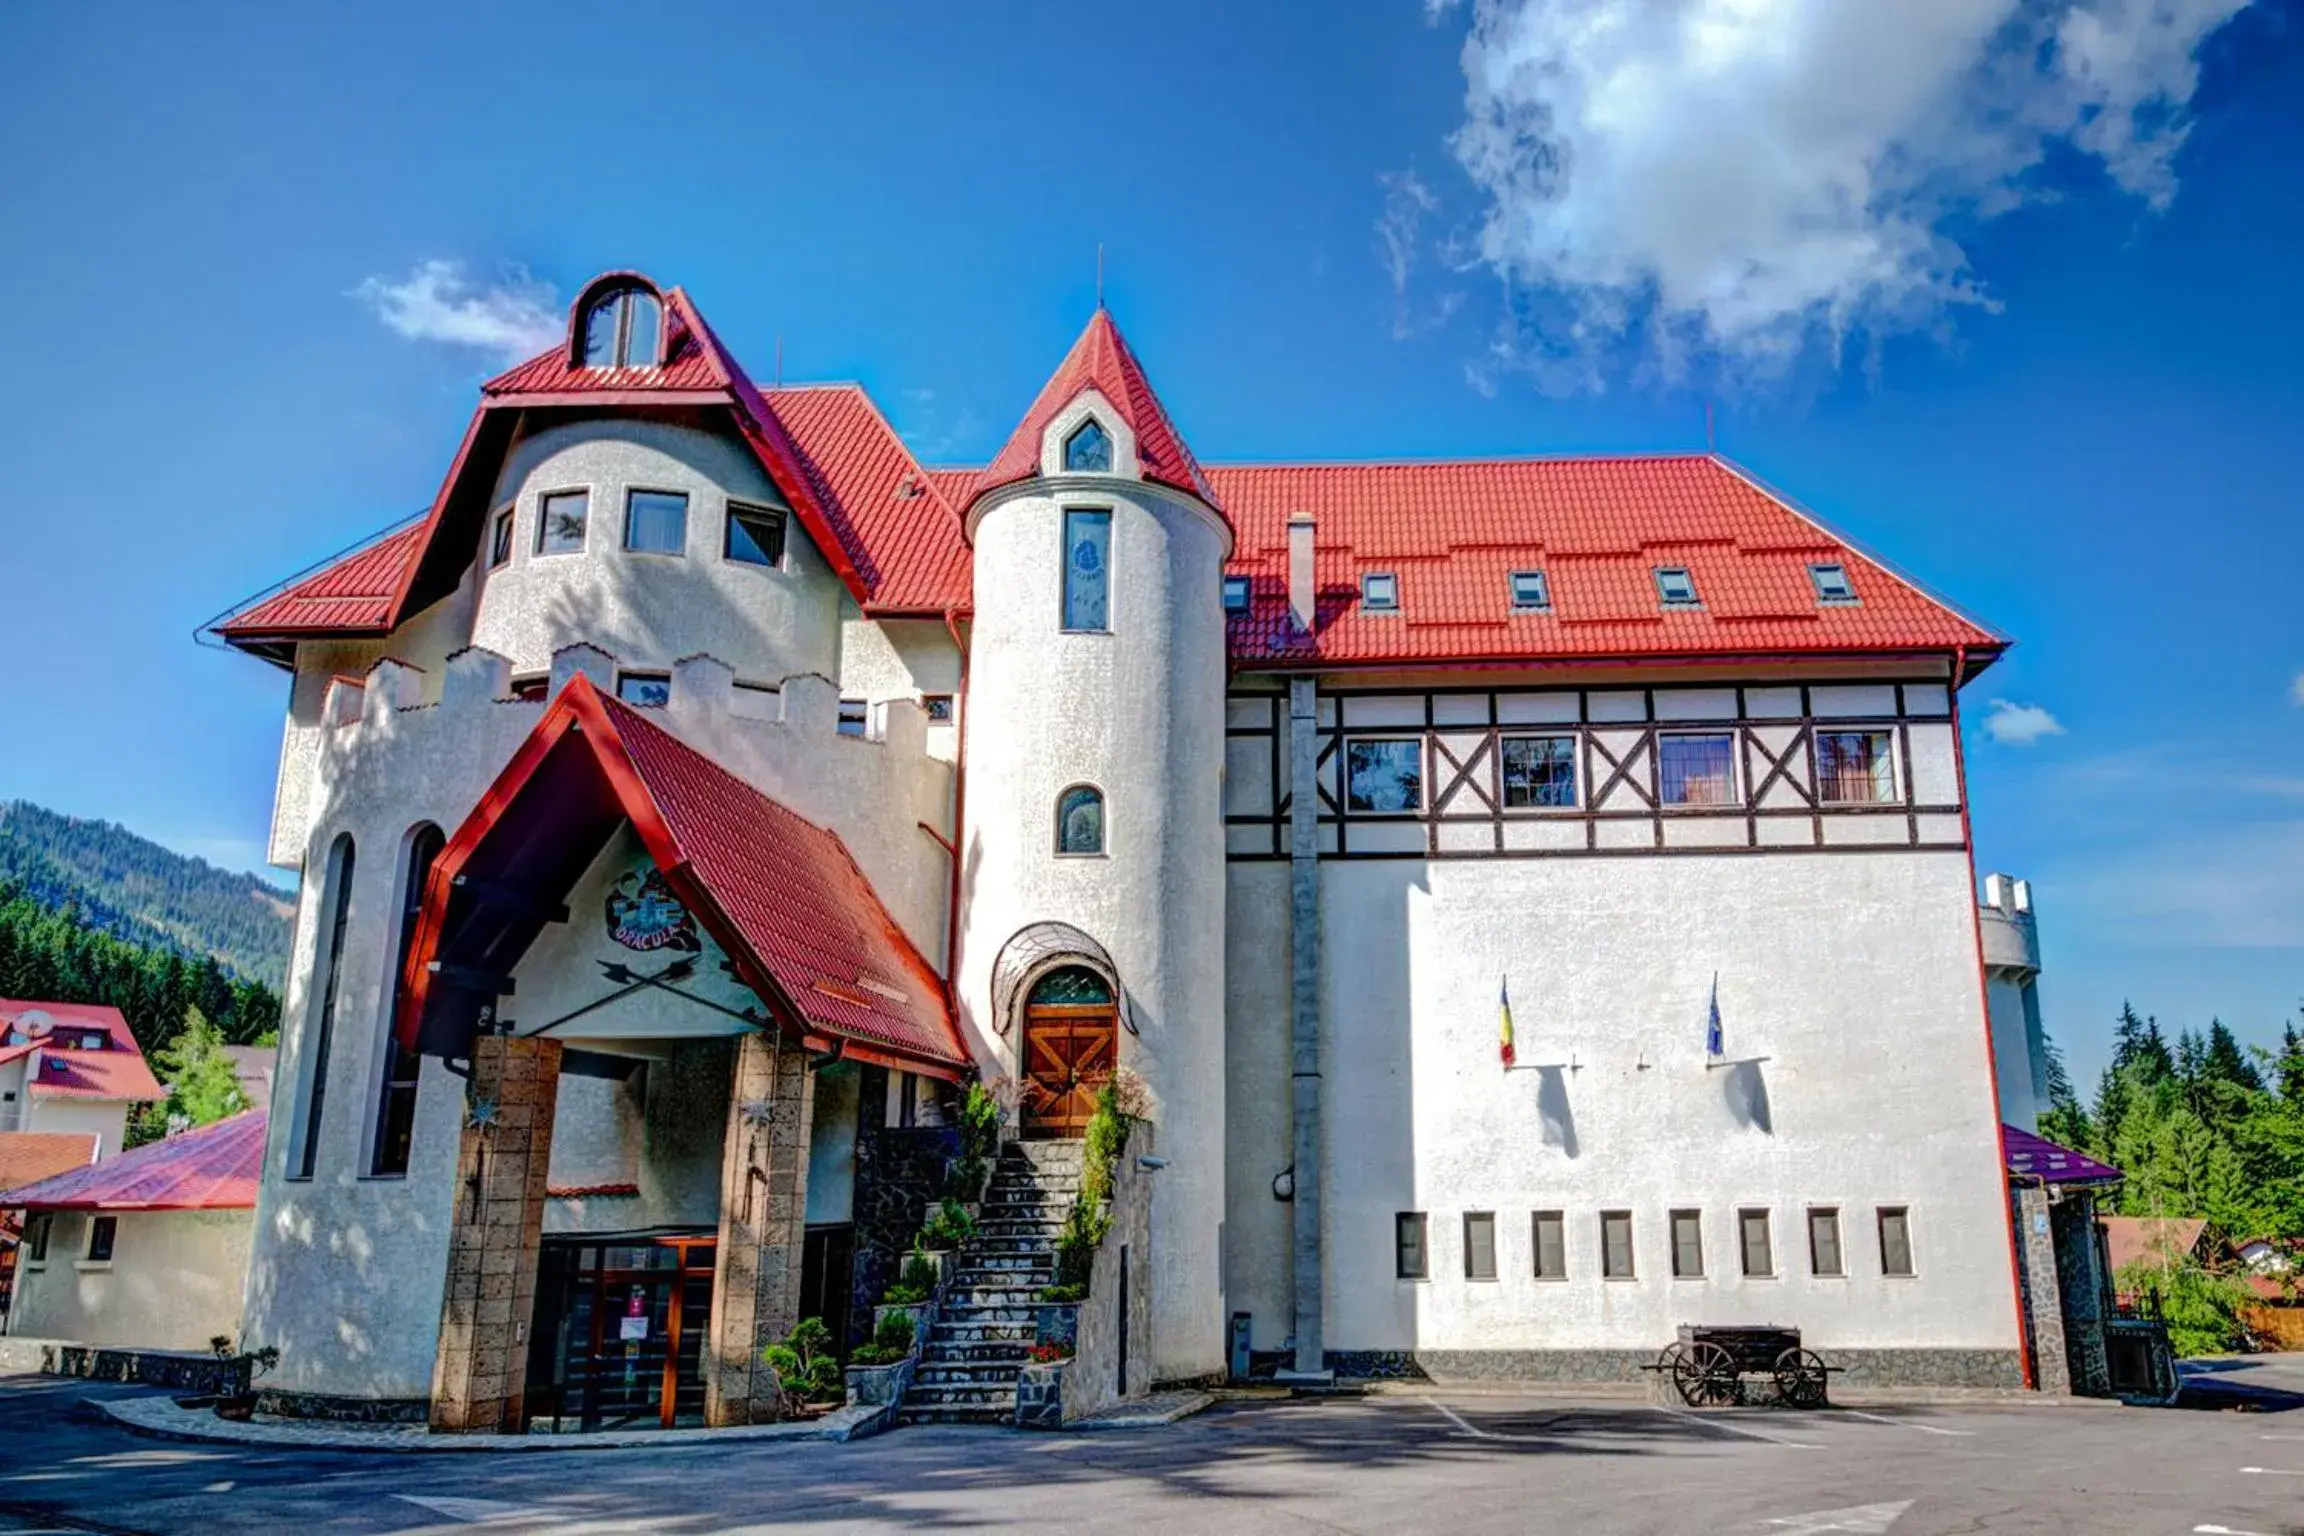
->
[206,1335,280,1422]
[919,1198,977,1251]
[761,1318,844,1420]
[874,1245,940,1337]
[946,1081,1002,1205]
[845,1309,922,1407]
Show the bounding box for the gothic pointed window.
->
[580,284,663,369]
[1056,785,1105,856]
[1063,418,1113,473]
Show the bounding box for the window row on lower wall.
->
[1394,1205,1916,1283]
[18,1212,116,1268]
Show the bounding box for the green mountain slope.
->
[0,801,291,988]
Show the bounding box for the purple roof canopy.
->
[2002,1123,2122,1186]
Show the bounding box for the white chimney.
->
[1287,513,1316,633]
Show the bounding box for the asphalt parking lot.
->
[2,1359,2301,1535]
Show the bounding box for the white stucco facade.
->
[9,1209,252,1351]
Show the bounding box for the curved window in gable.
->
[1055,784,1106,856]
[1063,418,1113,473]
[1029,965,1114,1006]
[580,285,663,369]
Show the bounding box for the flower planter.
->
[873,1303,927,1345]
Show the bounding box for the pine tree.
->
[2202,1020,2264,1093]
[2037,1027,2094,1149]
[151,1006,250,1135]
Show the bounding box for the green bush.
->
[948,1080,1004,1199]
[920,1198,977,1249]
[761,1316,843,1411]
[851,1308,920,1366]
[881,1246,939,1306]
[2118,1257,2255,1358]
[1054,1194,1109,1290]
[1037,1283,1088,1304]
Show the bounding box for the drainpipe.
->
[1279,510,1332,1383]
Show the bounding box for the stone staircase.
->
[896,1139,1081,1426]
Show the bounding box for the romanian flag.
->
[1499,975,1516,1069]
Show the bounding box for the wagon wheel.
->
[1773,1348,1828,1409]
[1674,1340,1743,1407]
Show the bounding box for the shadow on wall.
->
[1534,1065,1579,1159]
[1720,1060,1773,1135]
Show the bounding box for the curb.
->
[96,1393,877,1453]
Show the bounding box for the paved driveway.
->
[3,1365,2302,1535]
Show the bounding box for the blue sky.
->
[1,1,2297,1089]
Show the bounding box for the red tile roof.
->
[2,1111,264,1212]
[976,309,1218,509]
[1209,456,2000,667]
[764,385,971,614]
[214,521,427,640]
[398,678,965,1075]
[0,1001,164,1103]
[0,1133,99,1199]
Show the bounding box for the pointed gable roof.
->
[974,309,1219,510]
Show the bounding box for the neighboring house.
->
[0,1132,100,1318]
[2102,1216,2225,1281]
[2235,1237,2294,1275]
[206,271,2030,1431]
[1,1110,263,1350]
[0,1000,165,1159]
[221,1046,276,1112]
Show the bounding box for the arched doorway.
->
[1021,966,1118,1139]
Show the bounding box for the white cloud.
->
[1433,0,2250,384]
[354,260,564,363]
[2290,670,2304,706]
[1983,698,2066,745]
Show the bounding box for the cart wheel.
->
[1773,1348,1828,1409]
[1675,1340,1743,1407]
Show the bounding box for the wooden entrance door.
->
[1022,1004,1116,1139]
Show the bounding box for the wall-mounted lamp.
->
[1271,1165,1295,1202]
[1137,1155,1169,1172]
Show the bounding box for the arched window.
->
[289,833,356,1181]
[1055,785,1105,856]
[1063,418,1113,473]
[580,284,663,369]
[369,823,442,1177]
[1028,965,1114,1006]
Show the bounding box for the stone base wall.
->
[1016,1361,1066,1428]
[1060,1124,1155,1424]
[0,1339,247,1396]
[1324,1346,2026,1389]
[256,1388,431,1423]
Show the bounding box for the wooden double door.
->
[1022,1003,1117,1139]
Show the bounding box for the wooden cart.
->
[1649,1325,1832,1408]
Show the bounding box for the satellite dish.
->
[17,1009,52,1037]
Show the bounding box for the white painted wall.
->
[10,1209,251,1350]
[21,1098,129,1160]
[959,466,1231,1384]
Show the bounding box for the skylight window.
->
[1654,566,1700,606]
[1509,570,1551,610]
[1809,562,1856,603]
[1362,572,1399,612]
[1063,418,1113,473]
[1222,575,1251,614]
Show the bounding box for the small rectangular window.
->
[615,672,671,708]
[624,490,689,555]
[1500,735,1578,809]
[837,699,869,737]
[726,502,787,568]
[1396,1212,1429,1280]
[1464,1212,1498,1280]
[24,1213,49,1263]
[536,490,589,556]
[1878,1206,1915,1276]
[1670,1209,1704,1278]
[1655,566,1699,605]
[1362,572,1399,611]
[1739,1209,1774,1277]
[1062,509,1112,631]
[1509,570,1551,609]
[1601,1210,1635,1279]
[1809,562,1855,602]
[921,694,955,724]
[1222,575,1252,613]
[1808,1208,1844,1277]
[86,1215,116,1263]
[1532,1210,1567,1280]
[1659,732,1737,806]
[489,507,515,569]
[1816,730,1896,804]
[509,674,548,703]
[1345,738,1424,814]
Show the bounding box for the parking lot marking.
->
[1653,1407,1822,1449]
[1422,1399,1494,1439]
[1839,1410,1973,1437]
[2236,1467,2304,1477]
[1756,1499,1912,1533]
[393,1494,551,1524]
[2195,1524,2278,1535]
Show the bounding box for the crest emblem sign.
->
[605,868,701,953]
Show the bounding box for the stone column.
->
[430,1034,561,1433]
[703,1031,816,1425]
[2012,1184,2071,1395]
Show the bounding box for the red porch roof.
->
[2,1111,264,1213]
[397,677,965,1077]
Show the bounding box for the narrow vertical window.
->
[290,834,356,1181]
[1670,1209,1705,1278]
[1808,1208,1844,1277]
[1877,1207,1915,1276]
[1055,785,1106,856]
[1739,1209,1774,1277]
[24,1214,49,1263]
[1601,1210,1635,1279]
[370,825,441,1178]
[1532,1210,1567,1279]
[489,507,515,569]
[1463,1212,1498,1281]
[1396,1212,1429,1280]
[1062,509,1112,631]
[85,1215,117,1263]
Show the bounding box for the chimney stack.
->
[1287,513,1316,633]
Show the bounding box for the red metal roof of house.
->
[2102,1216,2215,1274]
[764,385,972,614]
[2001,1123,2121,1187]
[0,1001,163,1103]
[975,309,1218,510]
[2,1111,264,1212]
[397,678,965,1075]
[213,521,427,639]
[0,1133,99,1200]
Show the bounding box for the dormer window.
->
[580,284,662,370]
[1063,418,1113,473]
[1222,575,1251,613]
[1509,570,1551,610]
[1654,566,1700,606]
[1362,572,1399,612]
[1809,562,1856,603]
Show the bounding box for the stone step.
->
[971,1237,1056,1257]
[918,1339,1035,1364]
[961,1250,1056,1270]
[902,1382,1019,1408]
[897,1403,1015,1426]
[931,1322,1036,1345]
[948,1282,1046,1303]
[976,1223,1065,1242]
[939,1308,1037,1329]
[913,1361,1027,1388]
